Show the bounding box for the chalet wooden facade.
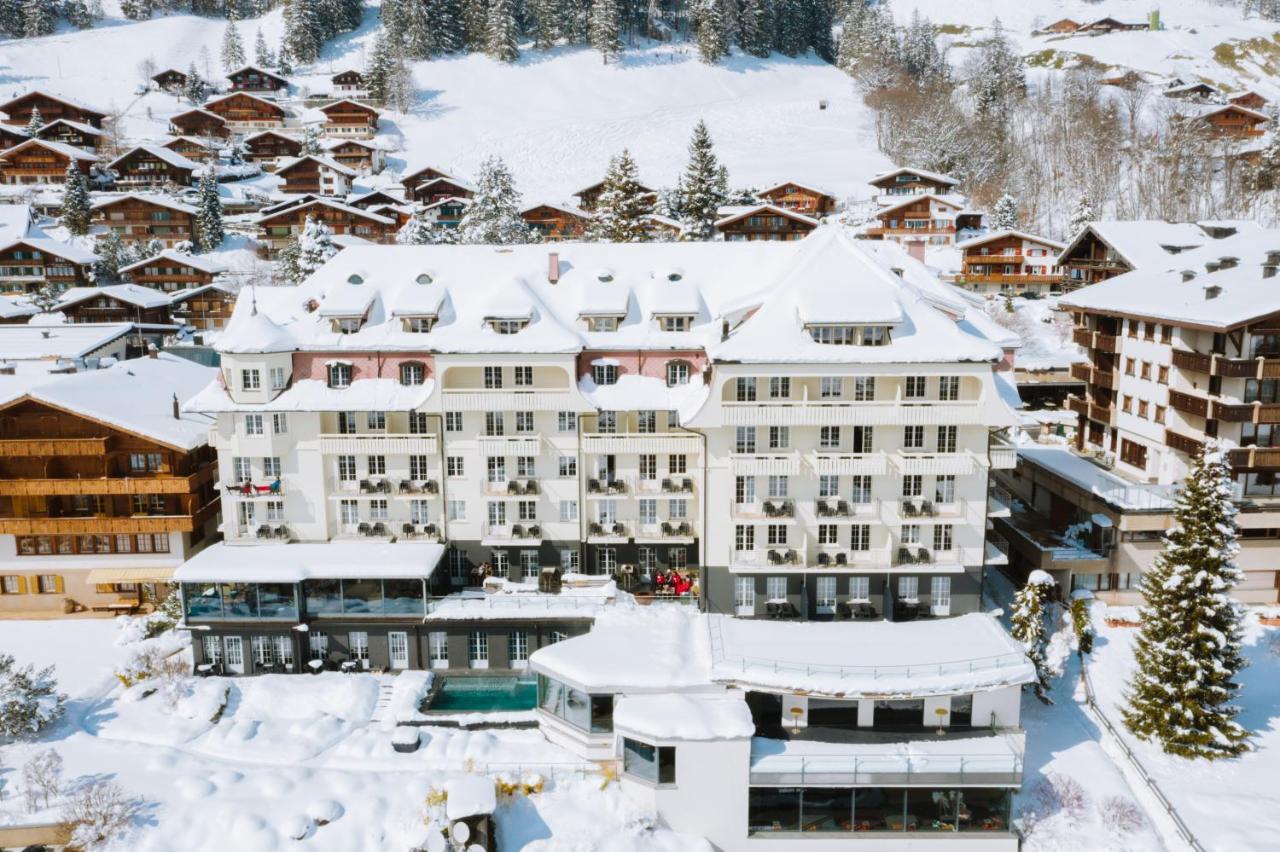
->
[226,65,289,93]
[714,204,818,242]
[242,130,302,169]
[169,284,236,331]
[108,144,199,189]
[1230,91,1268,110]
[202,93,286,131]
[255,199,396,258]
[35,120,103,151]
[642,213,682,241]
[869,167,959,198]
[0,238,97,295]
[410,176,475,206]
[0,91,106,128]
[0,139,97,185]
[318,99,380,138]
[162,136,218,163]
[1034,18,1080,34]
[92,195,199,247]
[349,189,405,210]
[1079,17,1149,33]
[169,109,230,139]
[1194,104,1268,138]
[0,125,27,149]
[332,70,366,96]
[120,250,223,292]
[400,165,453,193]
[868,195,965,244]
[957,230,1066,295]
[274,155,355,196]
[324,139,384,173]
[758,182,836,217]
[521,203,590,241]
[574,178,657,212]
[422,197,469,228]
[0,394,219,617]
[1056,228,1133,287]
[152,68,188,93]
[58,287,176,326]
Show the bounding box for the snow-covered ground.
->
[986,296,1083,372]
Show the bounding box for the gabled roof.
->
[319,98,380,116]
[36,118,103,138]
[521,200,591,219]
[162,135,218,150]
[168,281,235,303]
[0,237,98,265]
[332,69,363,80]
[152,68,187,80]
[956,229,1065,251]
[324,137,381,152]
[347,189,405,208]
[108,143,199,172]
[203,91,286,116]
[0,90,106,120]
[254,197,394,225]
[59,283,175,310]
[415,175,476,194]
[226,65,289,86]
[1183,102,1270,123]
[574,177,656,197]
[1055,221,1210,269]
[274,154,357,178]
[869,166,960,187]
[91,193,198,215]
[0,137,98,162]
[714,203,819,229]
[119,249,226,275]
[758,180,835,200]
[0,322,133,361]
[875,194,965,216]
[243,129,301,144]
[170,107,227,125]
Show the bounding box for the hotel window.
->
[509,631,529,663]
[270,366,286,389]
[808,325,855,345]
[468,632,489,668]
[368,455,386,476]
[327,363,351,388]
[851,524,870,551]
[734,577,755,611]
[933,524,953,551]
[938,375,960,400]
[309,632,329,660]
[515,411,534,433]
[592,364,618,385]
[444,411,463,432]
[263,457,281,478]
[560,500,578,522]
[487,502,507,526]
[514,365,533,386]
[517,456,535,477]
[446,456,465,477]
[1122,395,1133,414]
[338,500,358,526]
[820,377,842,398]
[666,361,691,386]
[935,475,956,504]
[1158,365,1169,384]
[1155,405,1166,424]
[768,377,790,399]
[766,524,787,546]
[815,576,837,610]
[735,377,757,402]
[818,475,838,498]
[447,500,466,521]
[1120,438,1148,470]
[851,475,872,503]
[485,411,505,436]
[410,455,430,480]
[1137,400,1149,419]
[639,455,657,480]
[483,366,503,388]
[1125,358,1136,376]
[937,425,957,453]
[410,500,430,525]
[849,576,870,601]
[400,362,425,385]
[369,499,388,520]
[337,455,356,482]
[557,411,577,432]
[597,411,617,433]
[660,315,691,332]
[670,499,688,519]
[861,327,887,346]
[637,410,656,433]
[337,411,357,433]
[1127,320,1137,338]
[518,500,536,521]
[271,413,288,435]
[818,524,838,545]
[854,377,875,401]
[735,426,756,453]
[428,632,448,667]
[903,425,924,449]
[558,455,577,477]
[1143,322,1155,341]
[851,425,873,454]
[735,476,756,505]
[240,368,260,390]
[819,426,840,449]
[596,546,617,575]
[367,411,386,430]
[768,426,789,449]
[669,454,687,474]
[639,499,657,525]
[898,575,919,601]
[734,525,755,551]
[766,576,787,600]
[931,577,952,612]
[1139,362,1151,381]
[487,457,506,483]
[904,376,926,398]
[767,475,788,498]
[1161,324,1172,343]
[243,414,263,436]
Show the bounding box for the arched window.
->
[666,360,691,387]
[400,362,426,386]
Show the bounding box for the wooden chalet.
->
[400,164,453,192]
[332,69,367,96]
[574,178,657,212]
[318,99,380,138]
[255,198,397,258]
[1055,222,1211,288]
[349,189,405,210]
[274,155,355,196]
[869,166,960,198]
[957,230,1066,295]
[714,204,819,242]
[92,194,199,247]
[0,367,219,617]
[1079,17,1149,34]
[422,196,469,228]
[521,203,590,241]
[57,284,177,326]
[868,195,967,244]
[226,65,289,93]
[0,91,106,128]
[168,108,230,140]
[35,119,103,152]
[1230,91,1268,110]
[324,139,384,173]
[168,283,236,331]
[242,130,303,169]
[1034,18,1080,35]
[410,175,475,206]
[162,136,219,163]
[0,139,97,185]
[152,69,188,93]
[1190,104,1269,138]
[1164,81,1219,101]
[0,238,98,295]
[202,93,286,131]
[108,144,199,189]
[120,250,224,293]
[642,213,682,241]
[758,181,836,217]
[0,125,28,150]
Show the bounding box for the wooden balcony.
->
[1066,396,1089,418]
[1070,363,1115,390]
[0,514,199,534]
[1228,446,1280,469]
[1071,328,1118,353]
[1165,430,1204,456]
[0,468,213,497]
[1167,389,1210,419]
[0,437,112,457]
[961,273,1062,284]
[1171,349,1280,379]
[1214,401,1280,424]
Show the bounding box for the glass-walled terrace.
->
[183,583,298,620]
[748,786,1011,834]
[182,578,428,620]
[536,674,613,733]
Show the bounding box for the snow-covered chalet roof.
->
[108,143,199,172]
[0,237,97,265]
[869,166,960,187]
[0,137,98,162]
[0,322,133,361]
[119,249,227,275]
[1055,221,1210,269]
[274,154,356,178]
[59,283,174,310]
[956,229,1065,251]
[91,193,197,215]
[713,203,819,228]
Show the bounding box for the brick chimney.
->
[906,239,926,264]
[547,252,560,284]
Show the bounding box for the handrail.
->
[748,751,1024,783]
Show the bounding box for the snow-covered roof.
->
[0,90,105,117]
[108,143,199,172]
[189,376,436,413]
[1056,221,1210,269]
[0,296,36,321]
[0,137,98,162]
[275,154,357,178]
[1017,445,1176,511]
[0,322,132,360]
[59,283,174,310]
[173,540,444,583]
[91,193,198,215]
[521,200,591,219]
[226,64,289,84]
[0,204,32,242]
[119,249,227,275]
[162,135,217,149]
[444,776,496,821]
[415,175,476,194]
[204,92,286,114]
[614,693,755,742]
[869,166,960,187]
[38,118,103,137]
[956,229,1065,251]
[1176,102,1269,123]
[318,98,379,115]
[0,353,215,450]
[254,197,392,225]
[758,180,836,199]
[876,194,965,216]
[0,237,97,265]
[171,107,227,124]
[712,203,819,228]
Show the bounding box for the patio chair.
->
[525,480,539,494]
[916,548,932,564]
[897,547,915,565]
[763,501,777,517]
[512,524,525,538]
[588,479,602,493]
[399,480,413,494]
[836,600,853,620]
[853,603,877,620]
[612,522,626,537]
[527,525,541,539]
[681,478,693,492]
[402,523,417,537]
[377,479,391,494]
[256,525,272,539]
[359,479,373,493]
[424,480,439,494]
[590,522,603,536]
[508,480,522,495]
[274,525,291,540]
[357,522,371,536]
[609,479,625,494]
[767,549,783,565]
[902,500,918,518]
[423,524,438,538]
[678,522,692,536]
[661,478,675,493]
[662,522,675,537]
[817,551,831,566]
[777,601,800,619]
[785,549,798,564]
[835,551,848,566]
[920,500,935,517]
[371,522,388,537]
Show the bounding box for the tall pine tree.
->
[693,0,728,64]
[194,171,225,253]
[22,0,56,37]
[295,214,337,278]
[990,194,1018,230]
[677,120,726,240]
[587,149,651,242]
[589,0,622,64]
[24,107,43,135]
[457,156,535,244]
[183,64,206,103]
[254,28,275,67]
[485,0,519,63]
[737,0,773,59]
[1010,570,1056,704]
[60,163,91,236]
[284,0,323,65]
[1123,443,1250,759]
[222,17,247,73]
[1068,193,1095,236]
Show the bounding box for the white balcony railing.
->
[443,389,574,411]
[476,436,542,456]
[318,433,438,455]
[807,452,889,476]
[729,453,801,476]
[890,451,979,476]
[581,433,702,454]
[722,400,988,427]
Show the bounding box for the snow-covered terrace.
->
[1018,445,1179,511]
[174,540,446,583]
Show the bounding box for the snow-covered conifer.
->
[300,123,323,156]
[457,156,535,244]
[1010,570,1056,704]
[971,19,1025,125]
[990,193,1019,230]
[737,0,773,59]
[284,0,322,65]
[30,283,60,314]
[254,27,275,67]
[295,214,337,278]
[589,0,622,63]
[64,0,94,30]
[677,120,727,240]
[588,149,651,242]
[276,40,294,75]
[22,0,55,37]
[0,658,66,739]
[194,171,225,252]
[365,30,394,100]
[528,0,558,51]
[693,0,728,64]
[427,0,465,53]
[1068,193,1095,236]
[24,107,43,135]
[485,0,519,63]
[60,163,91,236]
[396,211,454,245]
[1122,442,1250,759]
[95,231,126,281]
[183,64,205,103]
[221,17,247,73]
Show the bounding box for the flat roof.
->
[173,540,445,583]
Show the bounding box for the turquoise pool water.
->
[430,676,538,712]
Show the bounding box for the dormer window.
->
[403,316,436,333]
[400,362,425,386]
[806,325,891,346]
[416,273,433,285]
[666,360,691,387]
[658,315,693,332]
[334,317,363,334]
[347,274,364,285]
[593,364,618,386]
[587,316,620,332]
[489,319,527,335]
[328,362,352,388]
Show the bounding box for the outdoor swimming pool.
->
[429,675,538,712]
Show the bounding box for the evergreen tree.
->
[194,171,225,252]
[1010,570,1056,704]
[677,120,726,240]
[96,231,127,281]
[300,123,323,155]
[254,27,275,67]
[64,0,94,30]
[119,0,152,21]
[221,18,247,73]
[737,0,773,59]
[971,19,1026,125]
[990,194,1018,230]
[587,149,651,242]
[277,238,303,283]
[427,0,466,54]
[485,0,519,63]
[461,0,488,50]
[457,156,535,244]
[21,0,54,35]
[1068,193,1095,236]
[528,0,559,51]
[396,211,455,244]
[60,163,91,236]
[402,0,434,59]
[0,0,22,38]
[24,107,43,135]
[0,655,66,738]
[183,63,206,103]
[365,30,394,100]
[1122,443,1251,759]
[693,0,728,64]
[589,0,622,63]
[284,0,322,65]
[294,214,337,279]
[901,10,948,85]
[277,41,294,75]
[837,0,900,88]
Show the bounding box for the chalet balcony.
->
[732,546,806,568]
[482,479,541,498]
[1171,350,1280,380]
[1066,396,1089,419]
[1066,395,1111,424]
[635,477,697,496]
[807,452,889,476]
[962,273,1062,285]
[476,435,542,457]
[0,507,213,535]
[1070,363,1116,390]
[0,470,213,496]
[890,451,979,476]
[1165,429,1204,456]
[441,389,573,411]
[0,437,113,457]
[1071,328,1118,353]
[1228,446,1280,470]
[729,453,802,476]
[634,521,697,542]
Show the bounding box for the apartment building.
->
[179,228,1018,674]
[1034,227,1280,603]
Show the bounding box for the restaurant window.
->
[622,738,676,785]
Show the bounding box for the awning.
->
[86,567,176,584]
